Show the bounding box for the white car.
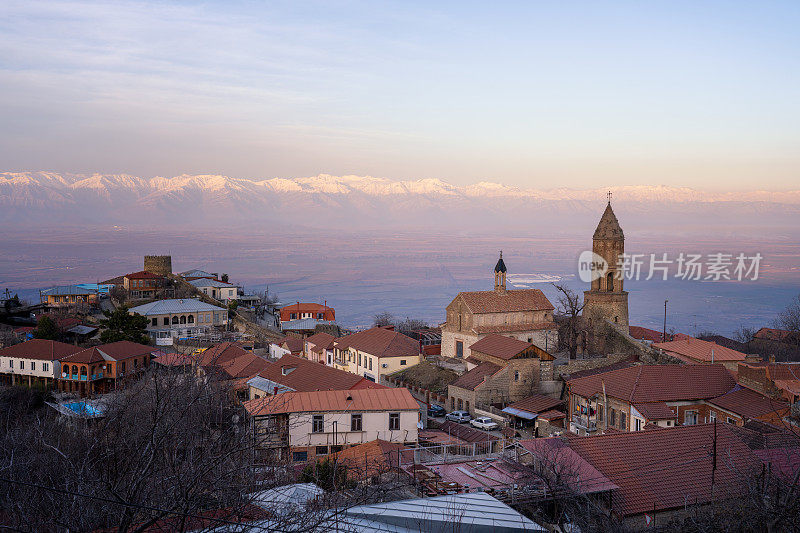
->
[470,417,499,431]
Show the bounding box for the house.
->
[280,302,335,323]
[247,354,384,399]
[737,361,800,404]
[652,336,747,371]
[128,298,228,345]
[270,336,304,358]
[705,385,790,426]
[447,333,555,416]
[565,424,762,524]
[628,325,672,343]
[501,393,565,437]
[565,364,737,435]
[332,326,423,382]
[57,341,156,396]
[405,327,442,356]
[123,270,166,300]
[303,331,336,365]
[40,285,99,308]
[0,339,82,388]
[196,342,270,383]
[441,253,558,361]
[188,278,238,301]
[242,387,420,463]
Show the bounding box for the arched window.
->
[180,315,186,324]
[606,272,614,292]
[72,365,78,376]
[172,316,179,325]
[187,315,194,324]
[80,366,87,376]
[514,370,520,382]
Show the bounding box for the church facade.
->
[441,253,559,361]
[582,199,630,332]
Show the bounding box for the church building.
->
[582,196,630,332]
[441,253,559,361]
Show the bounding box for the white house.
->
[242,387,420,463]
[188,278,238,301]
[0,339,83,388]
[128,298,229,345]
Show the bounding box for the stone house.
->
[441,254,558,361]
[447,333,555,415]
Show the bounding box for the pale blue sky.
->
[1,1,799,189]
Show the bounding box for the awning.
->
[501,406,537,420]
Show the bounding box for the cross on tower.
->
[607,191,613,203]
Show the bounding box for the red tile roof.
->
[0,339,83,361]
[329,439,413,479]
[242,387,419,416]
[198,342,250,367]
[707,386,790,420]
[754,327,797,342]
[629,325,672,343]
[60,341,155,364]
[653,337,747,363]
[468,334,533,361]
[255,354,380,392]
[537,409,566,421]
[566,424,762,516]
[124,270,164,280]
[631,402,675,421]
[280,336,305,353]
[741,361,800,381]
[456,288,554,314]
[505,394,564,415]
[305,332,336,352]
[518,438,618,495]
[567,364,736,403]
[153,352,194,366]
[333,327,420,359]
[449,361,502,391]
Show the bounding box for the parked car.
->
[470,417,499,431]
[427,404,446,417]
[445,410,472,423]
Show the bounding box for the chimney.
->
[274,386,279,395]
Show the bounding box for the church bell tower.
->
[494,251,507,292]
[583,194,629,332]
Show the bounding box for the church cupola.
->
[494,251,507,292]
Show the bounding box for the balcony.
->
[571,415,597,432]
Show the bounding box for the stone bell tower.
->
[583,194,629,332]
[494,251,507,292]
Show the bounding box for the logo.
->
[578,251,608,283]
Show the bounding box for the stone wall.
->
[144,255,172,276]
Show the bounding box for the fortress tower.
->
[144,255,173,277]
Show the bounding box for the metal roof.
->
[66,325,97,335]
[128,299,226,316]
[502,406,537,420]
[41,285,97,295]
[188,278,237,289]
[280,318,334,331]
[247,375,294,395]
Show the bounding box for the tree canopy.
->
[99,306,149,344]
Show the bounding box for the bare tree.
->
[373,312,395,327]
[776,294,800,332]
[553,283,585,360]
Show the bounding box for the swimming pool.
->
[63,401,104,417]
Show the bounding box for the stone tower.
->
[583,198,629,332]
[144,255,173,277]
[494,251,507,292]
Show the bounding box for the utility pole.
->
[711,418,717,505]
[662,299,669,342]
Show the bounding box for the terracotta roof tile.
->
[506,394,564,415]
[333,327,420,359]
[707,386,790,420]
[329,439,413,479]
[254,354,378,392]
[457,288,555,314]
[566,424,762,516]
[567,364,736,403]
[280,337,305,353]
[631,402,675,421]
[124,270,164,280]
[242,387,419,416]
[0,339,83,361]
[468,334,533,360]
[629,326,672,343]
[518,438,618,494]
[449,362,502,391]
[61,341,155,364]
[653,337,746,363]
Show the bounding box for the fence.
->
[411,438,511,465]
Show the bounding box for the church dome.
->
[593,202,624,241]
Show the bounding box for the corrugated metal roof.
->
[41,285,97,295]
[129,299,225,315]
[247,375,294,395]
[501,406,537,420]
[242,387,419,416]
[188,278,237,289]
[281,318,334,331]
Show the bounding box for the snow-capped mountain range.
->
[2,171,799,233]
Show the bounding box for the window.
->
[43,363,48,372]
[180,315,186,324]
[8,360,12,369]
[635,418,642,432]
[317,313,324,319]
[163,317,169,326]
[188,315,194,324]
[120,361,126,373]
[400,359,407,366]
[351,413,363,431]
[709,411,716,423]
[455,341,464,358]
[457,399,463,410]
[727,417,736,424]
[685,410,698,425]
[619,412,626,430]
[292,451,308,462]
[368,357,372,371]
[389,413,400,431]
[133,359,139,369]
[607,272,614,292]
[19,361,24,370]
[610,409,617,426]
[359,354,362,367]
[31,362,35,371]
[312,414,324,433]
[172,316,179,324]
[151,318,157,326]
[514,370,520,382]
[316,446,328,456]
[290,313,297,320]
[451,397,455,410]
[597,404,604,421]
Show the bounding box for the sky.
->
[1,1,799,190]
